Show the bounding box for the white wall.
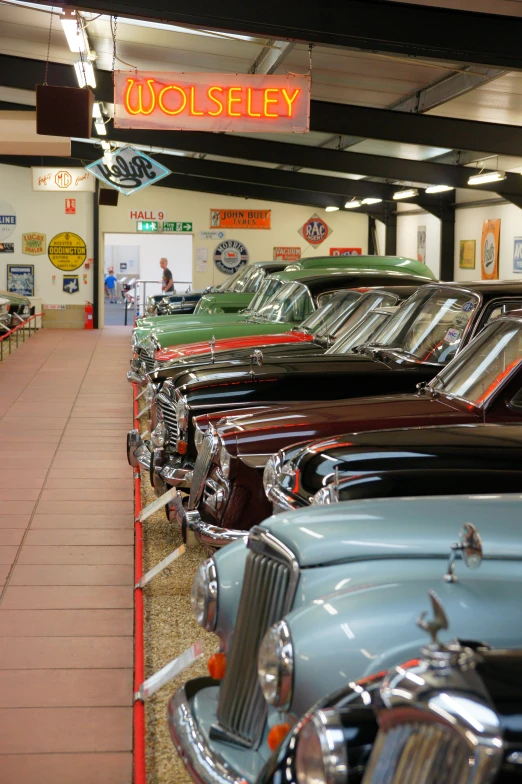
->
[0,162,93,305]
[99,185,369,293]
[454,200,522,282]
[397,211,441,279]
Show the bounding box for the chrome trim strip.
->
[190,521,247,549]
[168,682,246,784]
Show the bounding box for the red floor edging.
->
[133,383,146,784]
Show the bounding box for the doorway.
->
[103,233,193,326]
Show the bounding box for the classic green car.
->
[286,253,436,278]
[130,267,431,377]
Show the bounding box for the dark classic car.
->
[180,310,522,545]
[0,289,32,329]
[264,422,522,511]
[257,593,522,784]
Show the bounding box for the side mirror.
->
[444,522,483,583]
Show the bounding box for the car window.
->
[329,291,399,344]
[219,267,248,292]
[374,287,481,364]
[243,267,266,293]
[247,277,285,313]
[510,386,522,411]
[326,309,396,355]
[300,290,362,335]
[232,266,259,293]
[430,317,522,406]
[484,299,522,325]
[255,281,315,323]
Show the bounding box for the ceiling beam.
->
[26,0,522,69]
[388,65,507,113]
[249,40,295,74]
[3,54,522,158]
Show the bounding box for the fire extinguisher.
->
[84,302,94,329]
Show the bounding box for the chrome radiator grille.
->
[156,392,178,442]
[137,347,155,373]
[189,429,217,508]
[362,721,470,784]
[213,529,298,748]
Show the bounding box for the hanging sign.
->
[211,209,271,229]
[7,265,34,297]
[85,146,170,196]
[481,219,500,280]
[273,246,301,261]
[22,232,46,255]
[32,167,95,192]
[298,214,332,247]
[0,201,16,240]
[214,240,249,275]
[329,248,362,256]
[114,72,310,134]
[48,232,87,271]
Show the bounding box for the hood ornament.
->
[417,590,449,645]
[249,349,263,376]
[209,335,216,363]
[445,522,483,583]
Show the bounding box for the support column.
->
[368,216,376,255]
[439,198,455,281]
[384,204,397,255]
[93,181,100,328]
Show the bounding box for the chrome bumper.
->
[160,464,193,488]
[167,490,246,549]
[168,679,248,784]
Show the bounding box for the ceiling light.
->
[61,9,88,53]
[362,197,382,205]
[425,184,454,194]
[94,119,106,136]
[468,170,506,186]
[101,141,111,151]
[344,200,361,209]
[92,102,104,119]
[74,60,96,89]
[325,206,339,212]
[393,188,419,200]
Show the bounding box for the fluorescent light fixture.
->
[101,141,111,151]
[468,170,506,186]
[362,197,382,205]
[393,188,418,200]
[74,60,96,89]
[325,206,339,212]
[344,200,361,209]
[92,102,103,119]
[61,9,88,53]
[94,119,107,136]
[425,184,454,194]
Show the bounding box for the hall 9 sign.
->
[114,71,310,133]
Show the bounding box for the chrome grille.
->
[156,392,178,442]
[362,721,470,784]
[189,429,217,509]
[213,528,298,748]
[137,347,155,373]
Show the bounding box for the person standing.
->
[104,272,118,303]
[160,258,174,293]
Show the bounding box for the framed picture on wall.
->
[459,240,476,269]
[481,219,500,280]
[513,238,522,273]
[7,264,34,297]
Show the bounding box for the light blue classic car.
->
[169,494,522,784]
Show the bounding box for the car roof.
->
[252,261,288,270]
[424,280,522,296]
[268,268,432,284]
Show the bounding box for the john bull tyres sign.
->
[85,146,170,196]
[113,72,310,133]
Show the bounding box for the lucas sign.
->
[114,72,310,133]
[85,146,170,196]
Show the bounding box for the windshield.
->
[247,277,285,313]
[372,287,480,364]
[231,265,267,293]
[429,318,522,406]
[254,281,315,323]
[327,291,400,347]
[326,308,398,354]
[299,290,362,335]
[218,267,247,292]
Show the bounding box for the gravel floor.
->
[138,417,219,784]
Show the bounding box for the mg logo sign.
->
[55,170,72,188]
[514,237,522,272]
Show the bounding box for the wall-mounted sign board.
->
[114,72,310,133]
[163,222,192,232]
[137,221,159,232]
[86,146,170,196]
[32,167,95,192]
[211,209,271,229]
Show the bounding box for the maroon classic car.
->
[175,311,522,547]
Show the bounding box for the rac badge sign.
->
[114,72,310,133]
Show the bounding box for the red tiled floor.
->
[0,328,134,776]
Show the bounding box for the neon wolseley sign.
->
[114,72,310,133]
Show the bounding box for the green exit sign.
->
[162,221,193,232]
[136,220,159,232]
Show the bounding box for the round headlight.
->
[219,444,231,479]
[177,396,189,430]
[295,710,347,784]
[190,559,218,632]
[258,620,293,710]
[263,452,282,496]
